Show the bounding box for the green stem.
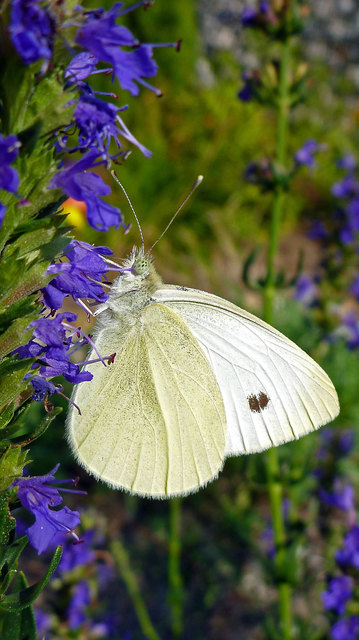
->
[111,539,162,640]
[263,37,293,640]
[263,38,291,324]
[168,498,183,639]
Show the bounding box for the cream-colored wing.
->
[153,286,339,456]
[67,303,226,498]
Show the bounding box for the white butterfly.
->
[67,246,339,499]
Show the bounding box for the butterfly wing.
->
[67,303,226,498]
[152,286,339,456]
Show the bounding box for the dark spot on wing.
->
[258,392,269,410]
[248,392,270,413]
[248,395,260,413]
[177,286,189,291]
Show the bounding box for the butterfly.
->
[67,246,339,498]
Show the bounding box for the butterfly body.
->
[67,247,339,498]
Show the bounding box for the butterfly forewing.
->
[67,303,226,498]
[153,286,340,456]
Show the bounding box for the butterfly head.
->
[111,247,162,298]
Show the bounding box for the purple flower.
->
[0,134,21,225]
[350,275,359,301]
[319,480,355,512]
[63,95,151,161]
[9,0,54,65]
[59,529,95,573]
[76,4,161,97]
[241,7,257,26]
[322,576,353,615]
[294,274,318,306]
[12,464,85,555]
[332,175,359,199]
[33,608,52,635]
[308,220,329,241]
[64,52,100,85]
[67,580,91,629]
[49,152,126,232]
[30,375,60,402]
[336,526,359,568]
[14,311,94,398]
[241,2,270,27]
[339,431,355,455]
[238,70,258,102]
[43,240,114,310]
[342,313,359,350]
[331,616,359,640]
[294,139,325,168]
[337,154,357,172]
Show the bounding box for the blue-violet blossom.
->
[336,526,359,569]
[9,0,54,65]
[42,240,115,310]
[331,616,359,640]
[12,464,85,554]
[0,134,21,225]
[49,151,127,232]
[294,139,325,168]
[322,576,353,615]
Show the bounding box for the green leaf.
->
[0,405,15,431]
[0,297,38,333]
[0,573,36,640]
[2,208,70,264]
[0,492,16,546]
[1,406,63,448]
[0,546,62,612]
[0,258,53,309]
[0,314,38,361]
[242,247,263,291]
[0,537,29,598]
[0,150,63,252]
[0,358,33,412]
[0,536,28,577]
[0,448,28,492]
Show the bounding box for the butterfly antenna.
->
[111,170,145,252]
[149,175,204,252]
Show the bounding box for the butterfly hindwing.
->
[67,303,226,498]
[153,286,340,456]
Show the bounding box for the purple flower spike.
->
[43,240,113,310]
[34,608,52,636]
[294,139,325,168]
[12,464,85,555]
[0,134,21,225]
[336,525,359,569]
[9,0,54,65]
[241,7,258,27]
[337,154,357,172]
[49,152,126,232]
[339,431,355,455]
[322,576,353,615]
[294,274,318,307]
[331,616,359,640]
[332,175,359,199]
[307,220,328,241]
[59,529,95,573]
[64,52,100,84]
[76,4,161,97]
[241,2,270,27]
[319,480,355,512]
[342,313,359,350]
[67,580,91,629]
[30,375,60,402]
[238,70,256,102]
